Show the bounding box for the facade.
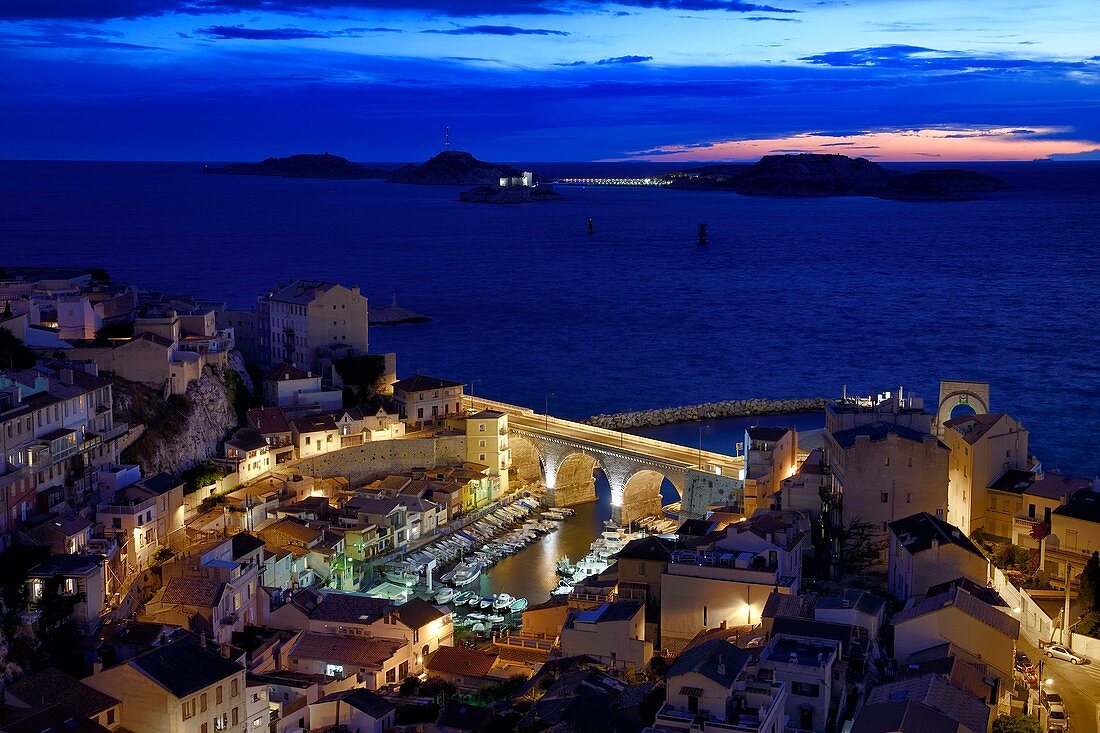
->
[941,412,1029,535]
[741,426,797,516]
[887,512,989,601]
[464,409,511,496]
[660,513,804,648]
[392,375,464,428]
[26,553,109,635]
[308,689,396,733]
[291,415,339,459]
[652,639,787,733]
[758,635,842,733]
[223,428,272,484]
[1047,488,1100,583]
[559,600,652,670]
[259,280,369,372]
[83,632,248,733]
[822,390,949,573]
[0,361,122,536]
[263,363,342,413]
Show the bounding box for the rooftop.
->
[866,675,989,733]
[850,700,965,733]
[830,423,941,450]
[426,646,498,678]
[392,374,464,393]
[747,426,791,443]
[289,632,404,669]
[7,667,119,719]
[1052,489,1100,523]
[943,412,1010,445]
[315,688,396,718]
[565,600,642,628]
[127,632,243,697]
[888,512,984,559]
[667,638,749,688]
[892,585,1020,639]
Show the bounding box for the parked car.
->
[1045,645,1088,664]
[1016,651,1033,673]
[1047,709,1069,730]
[1043,692,1065,714]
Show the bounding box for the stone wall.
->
[286,435,468,485]
[550,453,598,508]
[586,397,828,430]
[680,469,744,519]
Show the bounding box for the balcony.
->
[97,496,156,516]
[656,704,766,733]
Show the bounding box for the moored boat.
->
[509,597,528,612]
[451,560,482,586]
[493,593,514,611]
[435,587,455,604]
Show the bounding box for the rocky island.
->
[662,153,1009,201]
[387,150,533,186]
[459,184,563,204]
[204,153,390,179]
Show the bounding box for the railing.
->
[97,497,156,515]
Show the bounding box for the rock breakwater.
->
[585,397,828,430]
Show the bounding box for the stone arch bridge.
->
[465,397,743,525]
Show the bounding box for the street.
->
[1020,638,1100,733]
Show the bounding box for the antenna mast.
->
[444,126,451,151]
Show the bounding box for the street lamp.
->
[697,425,711,469]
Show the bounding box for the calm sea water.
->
[2,161,1099,476]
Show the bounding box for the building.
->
[660,512,804,649]
[246,407,295,464]
[27,510,93,555]
[464,409,511,496]
[97,471,186,572]
[778,448,826,521]
[862,674,990,733]
[83,631,248,733]
[286,632,408,688]
[887,512,989,601]
[891,583,1019,710]
[0,361,122,534]
[822,390,949,574]
[291,415,339,459]
[1047,488,1100,582]
[758,635,842,733]
[741,426,798,516]
[26,553,109,635]
[259,280,369,372]
[941,412,1029,535]
[560,600,652,670]
[5,667,121,731]
[849,700,981,733]
[425,646,505,690]
[651,638,787,733]
[615,536,674,643]
[1009,472,1094,556]
[223,427,272,483]
[392,375,464,428]
[308,688,396,733]
[263,363,342,413]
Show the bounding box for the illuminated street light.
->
[1045,678,1054,686]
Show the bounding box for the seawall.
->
[585,397,828,430]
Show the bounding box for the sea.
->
[1,159,1098,473]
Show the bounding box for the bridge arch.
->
[508,432,544,484]
[620,469,668,526]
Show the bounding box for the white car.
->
[1046,645,1088,665]
[1047,709,1069,730]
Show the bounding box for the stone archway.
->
[551,452,600,507]
[509,432,544,484]
[619,469,667,526]
[937,380,990,435]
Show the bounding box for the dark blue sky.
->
[1,0,1098,161]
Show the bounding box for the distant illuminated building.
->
[498,171,535,188]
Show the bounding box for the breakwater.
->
[585,397,828,430]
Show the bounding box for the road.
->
[466,396,744,476]
[1020,638,1100,733]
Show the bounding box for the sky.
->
[1,0,1099,161]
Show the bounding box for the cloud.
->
[195,24,400,38]
[423,24,568,35]
[0,0,798,21]
[619,126,1100,162]
[799,44,1094,74]
[595,54,652,64]
[742,15,800,21]
[0,21,165,49]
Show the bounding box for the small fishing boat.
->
[383,566,420,587]
[480,596,495,610]
[435,587,455,604]
[509,597,528,612]
[556,555,575,576]
[487,614,506,624]
[466,594,482,607]
[493,593,514,611]
[454,591,476,605]
[451,561,482,586]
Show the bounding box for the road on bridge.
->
[465,396,743,476]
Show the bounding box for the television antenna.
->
[444,126,452,151]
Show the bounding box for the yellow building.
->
[465,409,511,497]
[1047,488,1100,584]
[941,412,1029,536]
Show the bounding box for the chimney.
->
[717,657,726,676]
[219,643,231,659]
[200,631,207,648]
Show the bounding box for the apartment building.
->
[392,375,464,428]
[941,412,1029,536]
[741,426,798,516]
[258,280,369,372]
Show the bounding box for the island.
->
[661,153,1009,201]
[204,153,390,179]
[459,183,563,204]
[387,150,534,186]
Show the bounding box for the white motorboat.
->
[454,591,476,605]
[435,587,455,604]
[480,596,495,610]
[451,561,482,586]
[493,593,514,611]
[383,566,420,587]
[509,597,528,612]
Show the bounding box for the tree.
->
[0,328,36,370]
[991,714,1040,733]
[1078,550,1100,614]
[89,268,110,283]
[841,519,885,575]
[332,354,387,404]
[399,676,421,696]
[2,302,11,319]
